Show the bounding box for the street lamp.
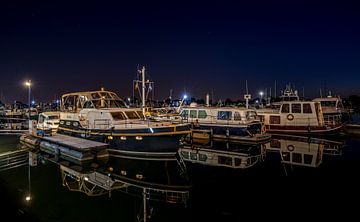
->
[24,80,32,205]
[24,80,32,113]
[259,91,264,107]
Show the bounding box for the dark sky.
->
[1,0,359,103]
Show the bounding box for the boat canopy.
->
[61,90,127,112]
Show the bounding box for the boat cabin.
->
[60,90,147,129]
[37,112,60,132]
[61,90,128,112]
[257,101,325,127]
[180,106,259,125]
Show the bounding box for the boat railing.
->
[323,114,342,126]
[93,119,111,129]
[180,115,254,126]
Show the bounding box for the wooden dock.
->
[41,134,108,151]
[20,133,109,164]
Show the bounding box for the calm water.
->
[1,132,360,221]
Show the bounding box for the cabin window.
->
[190,110,197,118]
[48,115,59,120]
[38,115,44,123]
[270,139,281,148]
[190,152,197,160]
[83,101,94,108]
[199,154,207,161]
[246,111,257,120]
[235,158,242,166]
[292,153,302,163]
[234,112,242,121]
[282,152,290,161]
[281,104,290,113]
[321,101,336,107]
[270,116,280,124]
[136,111,145,118]
[217,111,232,120]
[303,104,312,113]
[111,112,126,121]
[125,111,140,120]
[257,115,265,122]
[198,110,207,119]
[181,151,189,159]
[79,95,87,104]
[291,104,301,113]
[181,110,189,118]
[62,95,78,112]
[304,154,313,165]
[91,93,101,99]
[218,156,232,166]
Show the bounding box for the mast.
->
[274,80,277,98]
[244,80,251,109]
[141,66,146,118]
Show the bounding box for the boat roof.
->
[313,97,341,102]
[62,90,120,98]
[182,106,255,111]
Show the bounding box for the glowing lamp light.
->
[84,177,89,181]
[26,196,31,201]
[149,127,154,133]
[259,91,264,96]
[25,81,31,87]
[183,95,188,99]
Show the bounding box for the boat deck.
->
[41,134,108,151]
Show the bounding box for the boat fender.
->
[287,145,295,152]
[261,124,266,133]
[287,114,294,121]
[226,129,230,137]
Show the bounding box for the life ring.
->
[287,114,294,121]
[287,145,295,152]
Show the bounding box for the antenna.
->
[244,80,251,109]
[274,80,277,98]
[169,89,173,100]
[246,80,248,94]
[302,87,305,98]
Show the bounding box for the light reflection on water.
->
[1,133,360,221]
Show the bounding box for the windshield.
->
[320,101,336,107]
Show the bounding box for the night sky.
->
[1,0,359,103]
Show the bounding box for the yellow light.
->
[25,81,31,87]
[26,196,31,201]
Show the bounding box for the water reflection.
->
[0,134,355,221]
[263,135,346,176]
[180,140,266,169]
[55,154,191,221]
[265,135,345,167]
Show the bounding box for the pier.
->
[20,133,109,164]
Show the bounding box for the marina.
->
[1,1,360,221]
